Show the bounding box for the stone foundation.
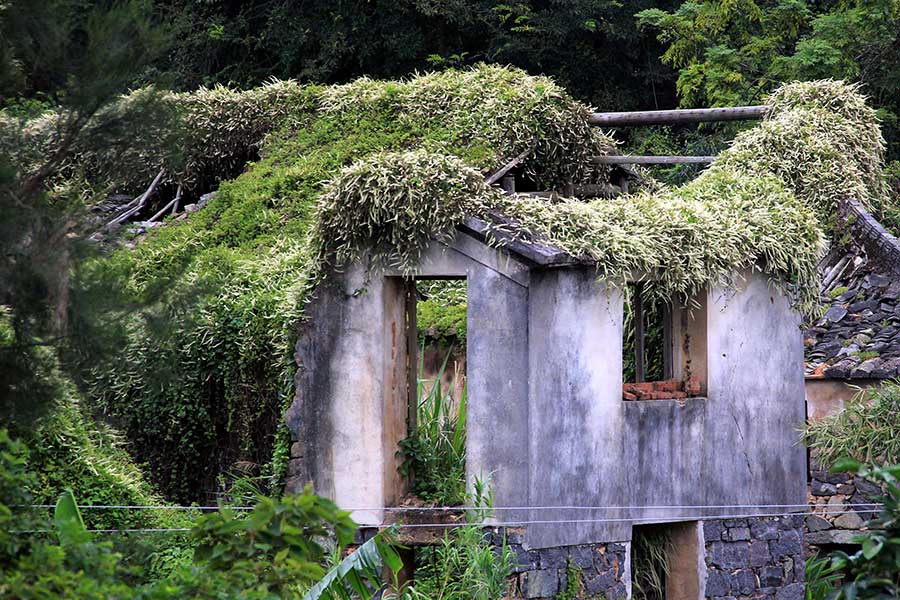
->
[806,458,880,549]
[494,529,628,600]
[703,515,805,599]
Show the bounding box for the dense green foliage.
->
[402,524,515,600]
[637,0,900,159]
[152,1,679,111]
[804,382,900,468]
[821,461,900,598]
[0,0,172,426]
[0,431,404,599]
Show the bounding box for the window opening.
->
[623,283,706,400]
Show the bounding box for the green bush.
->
[0,433,400,600]
[804,381,900,468]
[822,461,900,598]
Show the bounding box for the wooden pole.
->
[589,105,768,126]
[404,280,418,443]
[593,155,716,165]
[634,283,645,383]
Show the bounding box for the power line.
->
[25,502,884,512]
[11,507,877,535]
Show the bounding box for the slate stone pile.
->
[498,529,627,600]
[806,457,882,548]
[805,251,900,379]
[704,516,805,600]
[805,198,900,379]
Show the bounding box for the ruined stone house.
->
[283,211,808,599]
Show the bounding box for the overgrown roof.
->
[66,66,888,498]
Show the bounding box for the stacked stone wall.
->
[704,515,805,599]
[806,458,881,548]
[495,528,627,600]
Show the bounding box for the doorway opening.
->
[631,521,703,600]
[397,277,469,508]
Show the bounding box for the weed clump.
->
[803,381,900,467]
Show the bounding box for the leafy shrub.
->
[805,553,841,600]
[402,524,515,600]
[803,381,900,467]
[0,435,401,600]
[822,460,900,598]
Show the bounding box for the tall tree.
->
[0,0,171,423]
[153,0,681,111]
[637,0,900,158]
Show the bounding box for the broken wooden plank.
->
[458,216,584,267]
[485,145,534,185]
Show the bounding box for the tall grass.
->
[398,350,467,506]
[803,381,900,467]
[632,525,671,600]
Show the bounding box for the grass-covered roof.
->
[70,66,887,499]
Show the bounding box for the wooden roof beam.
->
[593,155,716,165]
[589,105,769,126]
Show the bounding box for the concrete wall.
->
[285,261,409,525]
[805,378,880,421]
[527,269,628,546]
[702,271,807,511]
[286,235,807,559]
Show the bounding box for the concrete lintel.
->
[384,235,531,287]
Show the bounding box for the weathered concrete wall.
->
[466,261,530,516]
[805,378,880,421]
[285,261,409,525]
[702,272,808,512]
[624,398,706,524]
[527,269,627,547]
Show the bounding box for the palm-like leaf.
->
[303,526,403,600]
[53,490,91,547]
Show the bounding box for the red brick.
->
[625,382,654,394]
[654,379,681,393]
[685,376,701,395]
[623,391,637,401]
[670,391,687,399]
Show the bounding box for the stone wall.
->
[496,528,628,600]
[806,457,881,549]
[704,516,805,599]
